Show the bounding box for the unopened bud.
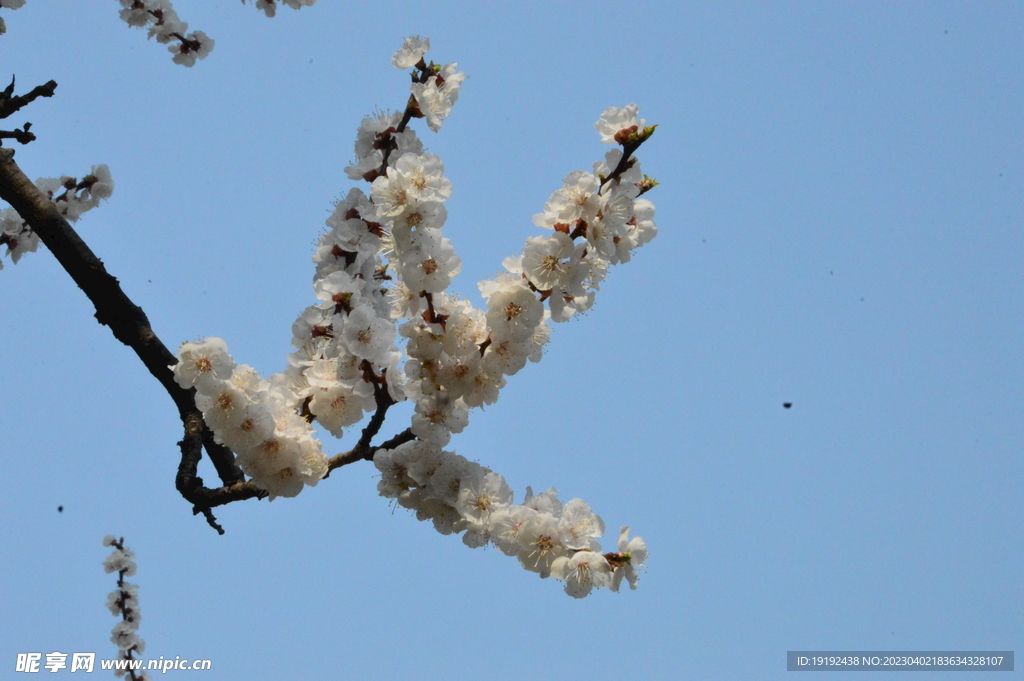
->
[613,125,639,146]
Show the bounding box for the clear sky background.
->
[1,3,1021,679]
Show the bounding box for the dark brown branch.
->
[0,147,245,494]
[0,147,404,532]
[0,77,57,120]
[325,359,412,475]
[0,122,35,145]
[327,427,415,473]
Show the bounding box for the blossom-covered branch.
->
[117,0,318,66]
[170,37,655,595]
[0,16,653,593]
[102,536,151,681]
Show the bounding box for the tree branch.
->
[0,147,245,492]
[327,427,415,473]
[0,146,406,532]
[0,121,35,145]
[0,76,57,120]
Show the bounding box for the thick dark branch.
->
[0,77,57,120]
[0,147,244,490]
[0,147,404,532]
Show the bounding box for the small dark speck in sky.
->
[57,506,63,513]
[783,403,792,409]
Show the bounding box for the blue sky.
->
[1,2,1021,679]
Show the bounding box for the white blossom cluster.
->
[102,536,152,681]
[0,165,113,270]
[170,37,655,595]
[0,0,25,36]
[116,0,214,67]
[171,338,330,499]
[115,0,318,65]
[375,440,648,597]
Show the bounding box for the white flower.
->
[339,304,396,363]
[171,30,215,67]
[4,224,39,264]
[171,338,236,393]
[392,36,430,69]
[595,103,645,144]
[551,550,611,598]
[423,450,477,505]
[105,583,139,616]
[548,287,595,323]
[103,547,137,576]
[373,446,418,499]
[609,526,648,592]
[195,382,248,432]
[309,383,372,436]
[411,63,465,133]
[521,232,576,291]
[391,199,447,235]
[350,110,423,164]
[118,0,160,28]
[110,621,143,652]
[558,498,605,550]
[456,470,513,526]
[314,270,364,308]
[237,431,326,500]
[523,486,562,516]
[397,231,461,293]
[411,394,469,446]
[532,171,600,231]
[223,403,276,450]
[459,366,504,408]
[481,338,530,377]
[345,151,383,182]
[481,277,544,343]
[454,469,512,547]
[147,6,185,44]
[488,505,537,556]
[82,165,114,204]
[392,153,452,203]
[516,513,566,578]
